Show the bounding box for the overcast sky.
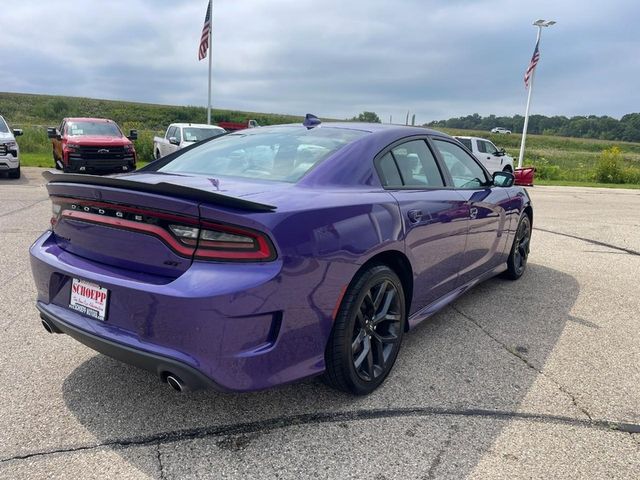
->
[1,0,638,123]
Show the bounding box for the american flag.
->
[198,1,212,61]
[524,39,540,88]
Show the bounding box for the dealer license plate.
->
[69,278,109,321]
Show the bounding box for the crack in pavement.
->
[451,305,594,422]
[156,445,166,480]
[1,407,638,465]
[0,198,49,219]
[534,227,640,256]
[425,424,458,479]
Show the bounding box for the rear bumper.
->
[29,230,332,392]
[37,302,221,391]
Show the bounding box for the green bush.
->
[596,147,624,183]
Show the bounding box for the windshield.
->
[156,126,367,182]
[66,121,122,137]
[0,117,9,133]
[183,127,226,142]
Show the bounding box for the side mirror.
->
[169,136,180,146]
[493,171,514,187]
[47,127,60,140]
[12,129,23,137]
[127,129,138,141]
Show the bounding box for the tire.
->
[502,165,513,173]
[155,149,162,160]
[8,166,20,179]
[503,213,531,280]
[323,264,406,395]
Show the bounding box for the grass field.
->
[438,128,640,184]
[3,92,639,186]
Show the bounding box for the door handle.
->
[469,207,478,219]
[407,209,423,223]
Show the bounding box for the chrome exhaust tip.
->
[166,374,185,392]
[41,319,54,334]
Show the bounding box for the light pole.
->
[517,19,556,169]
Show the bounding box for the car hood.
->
[66,135,131,146]
[0,132,15,141]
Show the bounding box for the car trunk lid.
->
[45,171,278,278]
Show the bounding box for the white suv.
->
[0,115,22,179]
[491,127,511,134]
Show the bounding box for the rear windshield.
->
[67,121,122,137]
[456,137,472,150]
[156,126,367,182]
[183,127,226,142]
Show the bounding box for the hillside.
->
[2,92,639,185]
[0,91,306,163]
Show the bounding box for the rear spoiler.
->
[42,171,277,213]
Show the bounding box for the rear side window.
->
[433,139,489,189]
[457,138,472,150]
[376,140,444,188]
[378,153,403,187]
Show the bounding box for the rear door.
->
[430,138,512,286]
[376,138,468,313]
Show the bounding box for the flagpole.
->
[206,0,212,125]
[517,26,541,169]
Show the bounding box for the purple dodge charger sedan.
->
[30,118,532,395]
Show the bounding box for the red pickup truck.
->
[48,118,138,174]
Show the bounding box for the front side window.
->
[482,140,498,154]
[433,139,489,189]
[183,127,225,142]
[155,126,367,183]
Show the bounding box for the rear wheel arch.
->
[523,204,533,225]
[352,250,413,329]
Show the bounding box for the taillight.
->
[50,197,276,262]
[169,222,275,261]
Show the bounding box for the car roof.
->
[268,121,447,136]
[64,117,115,123]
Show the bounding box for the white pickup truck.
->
[454,136,514,174]
[0,115,23,179]
[153,123,226,159]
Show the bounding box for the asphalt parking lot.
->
[1,168,639,479]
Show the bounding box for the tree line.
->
[427,113,640,143]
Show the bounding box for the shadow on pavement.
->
[62,263,581,476]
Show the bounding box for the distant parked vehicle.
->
[0,115,23,179]
[153,123,226,159]
[455,136,514,174]
[491,127,512,134]
[217,119,260,131]
[48,118,137,174]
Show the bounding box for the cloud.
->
[1,0,638,122]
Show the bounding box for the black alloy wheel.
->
[504,214,531,280]
[324,264,406,395]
